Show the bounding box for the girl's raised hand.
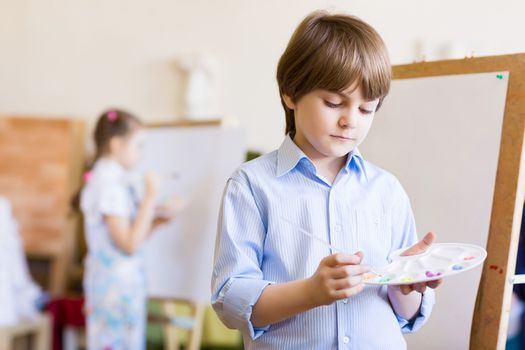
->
[307,252,369,307]
[144,172,161,198]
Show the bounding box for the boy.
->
[212,11,440,349]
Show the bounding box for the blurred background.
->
[1,0,525,153]
[2,1,525,349]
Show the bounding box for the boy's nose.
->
[339,110,358,129]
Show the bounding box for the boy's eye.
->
[324,100,343,108]
[359,107,374,115]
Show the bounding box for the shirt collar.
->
[346,147,369,182]
[276,135,308,177]
[276,135,369,182]
[94,158,129,182]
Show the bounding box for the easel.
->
[392,54,525,349]
[144,118,223,350]
[148,298,206,350]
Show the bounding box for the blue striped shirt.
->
[211,135,435,349]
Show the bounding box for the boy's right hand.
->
[307,252,369,306]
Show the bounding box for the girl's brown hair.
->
[71,108,142,211]
[93,108,142,160]
[277,11,392,138]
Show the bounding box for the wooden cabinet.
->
[0,116,85,294]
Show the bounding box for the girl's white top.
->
[80,159,145,298]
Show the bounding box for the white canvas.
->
[360,72,509,349]
[138,126,246,302]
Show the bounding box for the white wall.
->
[2,0,523,347]
[1,0,524,152]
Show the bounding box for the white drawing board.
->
[360,72,508,349]
[138,126,246,302]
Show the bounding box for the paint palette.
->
[155,195,187,219]
[364,243,487,285]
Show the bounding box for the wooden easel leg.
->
[35,314,51,350]
[162,301,179,350]
[0,328,11,350]
[186,303,205,350]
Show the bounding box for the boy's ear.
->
[282,94,296,110]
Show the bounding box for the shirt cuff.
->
[215,278,274,339]
[397,288,435,333]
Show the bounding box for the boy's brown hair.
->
[277,11,392,138]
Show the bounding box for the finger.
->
[427,279,442,289]
[331,275,363,290]
[413,283,427,294]
[331,264,370,279]
[400,285,412,295]
[401,232,435,256]
[354,251,364,262]
[146,171,159,180]
[323,253,362,267]
[331,283,365,300]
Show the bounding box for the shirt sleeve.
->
[396,288,435,333]
[211,176,273,340]
[389,178,436,333]
[98,182,132,218]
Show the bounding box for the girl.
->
[81,109,170,350]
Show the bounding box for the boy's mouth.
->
[331,135,355,141]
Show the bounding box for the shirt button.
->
[374,218,380,225]
[343,336,350,344]
[342,298,348,304]
[334,224,341,232]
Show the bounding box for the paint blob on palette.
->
[364,243,487,285]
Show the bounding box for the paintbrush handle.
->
[281,216,381,274]
[281,216,345,254]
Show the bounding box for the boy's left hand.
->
[397,232,442,295]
